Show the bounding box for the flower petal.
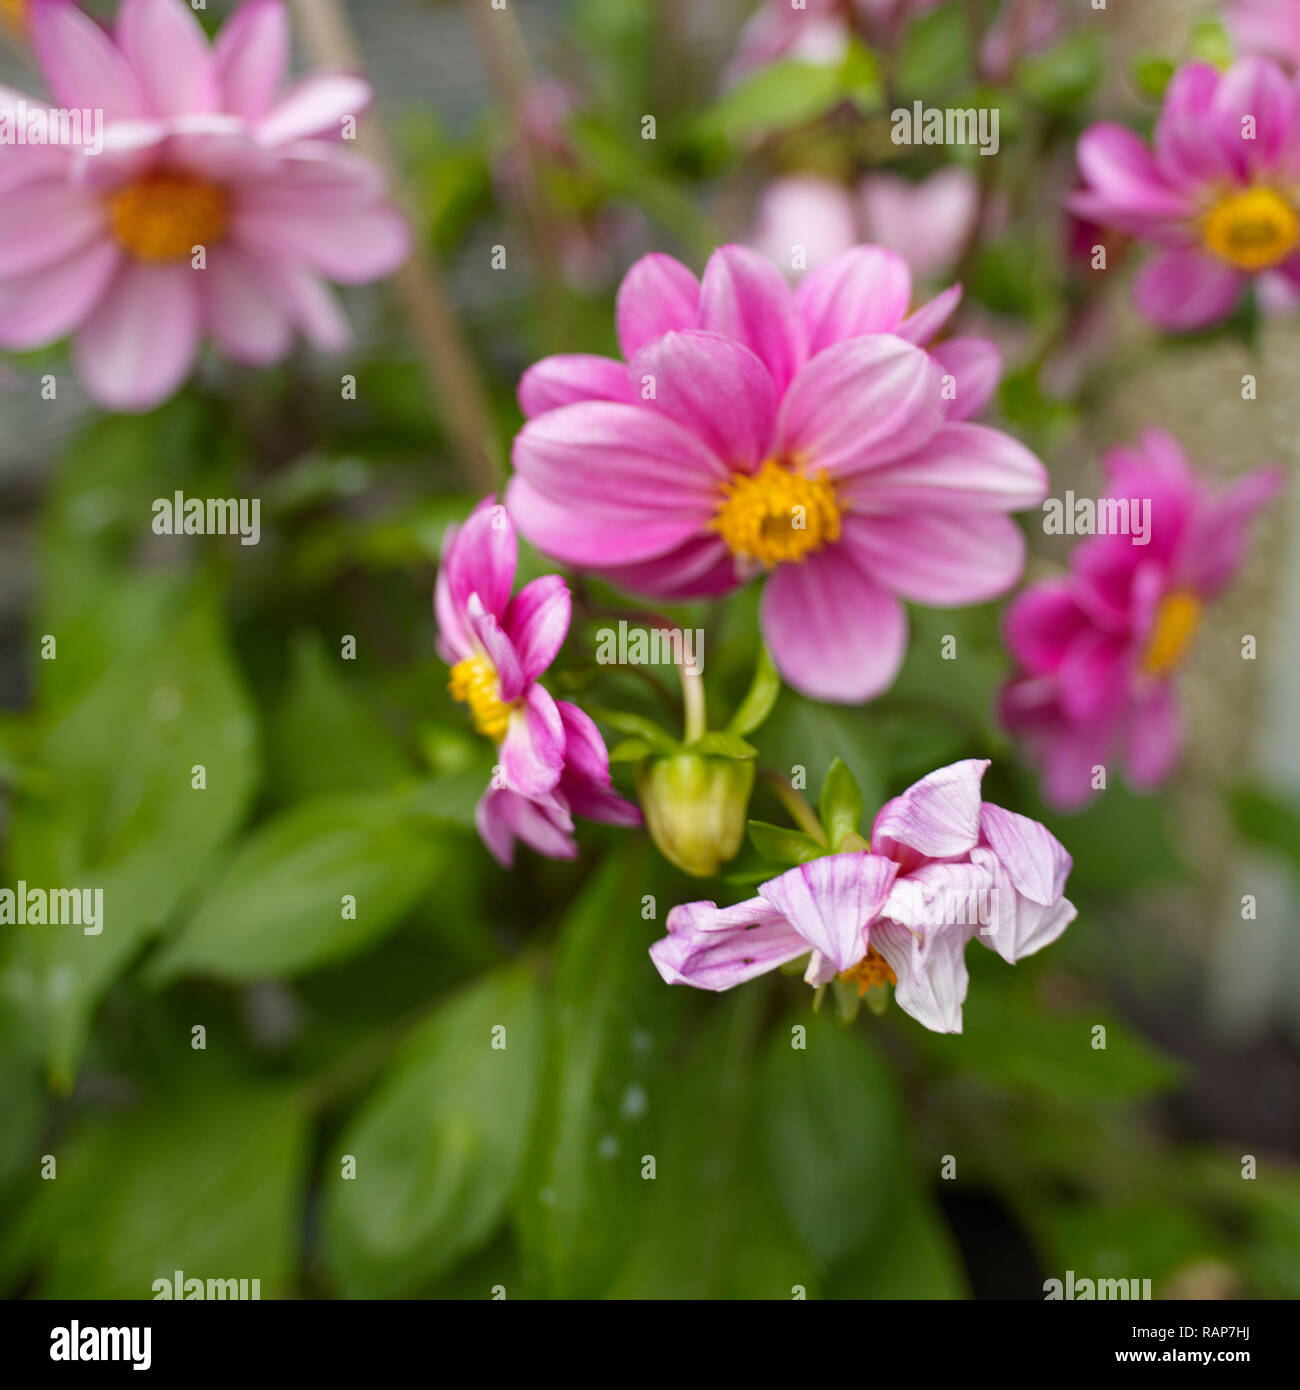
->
[117,0,219,117]
[870,917,970,1034]
[0,241,120,350]
[795,245,912,354]
[476,786,574,868]
[760,545,907,703]
[1133,249,1245,331]
[758,853,899,973]
[979,802,1072,905]
[518,353,633,417]
[500,682,565,798]
[203,247,293,365]
[503,574,571,683]
[215,0,290,121]
[0,180,106,278]
[30,0,148,123]
[256,72,373,145]
[697,243,807,393]
[930,336,1002,421]
[870,758,988,863]
[1124,683,1182,790]
[615,251,700,360]
[651,897,812,990]
[444,497,516,624]
[843,510,1027,605]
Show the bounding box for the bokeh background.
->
[1,0,1298,1300]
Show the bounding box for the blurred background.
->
[1,0,1298,1300]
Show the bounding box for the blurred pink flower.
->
[1226,0,1300,71]
[1000,430,1283,810]
[507,243,1043,705]
[752,168,979,283]
[436,497,639,866]
[1071,57,1300,331]
[979,0,1065,84]
[0,0,409,411]
[650,758,1076,1033]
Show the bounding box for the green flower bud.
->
[636,751,756,878]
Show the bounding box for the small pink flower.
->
[436,497,639,866]
[979,0,1065,84]
[1227,0,1300,71]
[1000,430,1282,810]
[508,243,1044,704]
[1071,57,1300,331]
[0,0,409,411]
[650,758,1076,1034]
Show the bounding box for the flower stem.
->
[759,770,827,845]
[679,661,707,743]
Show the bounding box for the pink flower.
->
[507,243,1045,704]
[0,0,409,411]
[1000,430,1282,811]
[752,168,979,283]
[1071,57,1300,331]
[979,0,1065,84]
[1227,0,1300,71]
[650,759,1076,1033]
[436,497,640,866]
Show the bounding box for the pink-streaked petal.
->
[896,283,963,346]
[30,0,148,123]
[631,330,778,471]
[758,853,899,973]
[116,0,219,117]
[795,245,912,354]
[203,247,293,366]
[556,700,611,788]
[0,180,106,277]
[1076,121,1190,225]
[615,252,700,360]
[1133,249,1245,331]
[1003,580,1089,676]
[476,786,575,868]
[445,497,516,624]
[884,861,994,936]
[510,400,729,517]
[930,336,1002,421]
[73,260,202,411]
[651,898,811,991]
[256,72,373,145]
[518,353,633,417]
[969,841,1076,965]
[1155,63,1236,188]
[504,475,708,570]
[1058,627,1132,723]
[979,802,1072,905]
[503,574,571,683]
[1210,55,1295,178]
[760,546,907,704]
[215,0,290,121]
[697,243,807,394]
[870,758,989,863]
[499,682,565,798]
[870,917,970,1034]
[597,534,740,601]
[843,422,1047,514]
[1124,683,1182,790]
[777,335,944,478]
[843,511,1027,606]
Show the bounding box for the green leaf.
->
[818,759,863,850]
[14,1083,307,1298]
[689,730,757,760]
[150,789,443,982]
[3,588,257,1086]
[758,690,885,816]
[514,847,683,1297]
[1228,782,1300,882]
[267,632,411,801]
[321,963,545,1297]
[610,989,820,1298]
[1132,56,1175,102]
[758,1010,904,1264]
[827,1179,968,1298]
[898,2,972,99]
[726,643,782,738]
[586,706,680,753]
[1189,17,1232,69]
[748,820,825,867]
[694,59,845,143]
[1020,33,1103,111]
[608,737,655,763]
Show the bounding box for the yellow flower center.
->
[1202,187,1300,272]
[1142,589,1202,678]
[449,653,516,742]
[108,176,230,262]
[838,947,897,997]
[711,459,841,569]
[0,0,27,37]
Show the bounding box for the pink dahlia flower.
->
[1071,57,1300,331]
[0,0,409,411]
[507,243,1046,704]
[1227,1,1300,71]
[1000,430,1282,811]
[650,758,1076,1034]
[436,497,640,866]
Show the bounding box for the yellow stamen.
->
[1203,187,1300,272]
[0,0,27,37]
[1142,589,1202,678]
[711,459,841,569]
[838,947,897,997]
[449,654,516,742]
[108,176,230,262]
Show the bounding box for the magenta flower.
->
[0,0,409,411]
[727,0,939,82]
[1071,57,1300,331]
[1227,1,1300,71]
[436,497,639,867]
[650,759,1076,1034]
[1000,430,1282,811]
[507,243,1045,704]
